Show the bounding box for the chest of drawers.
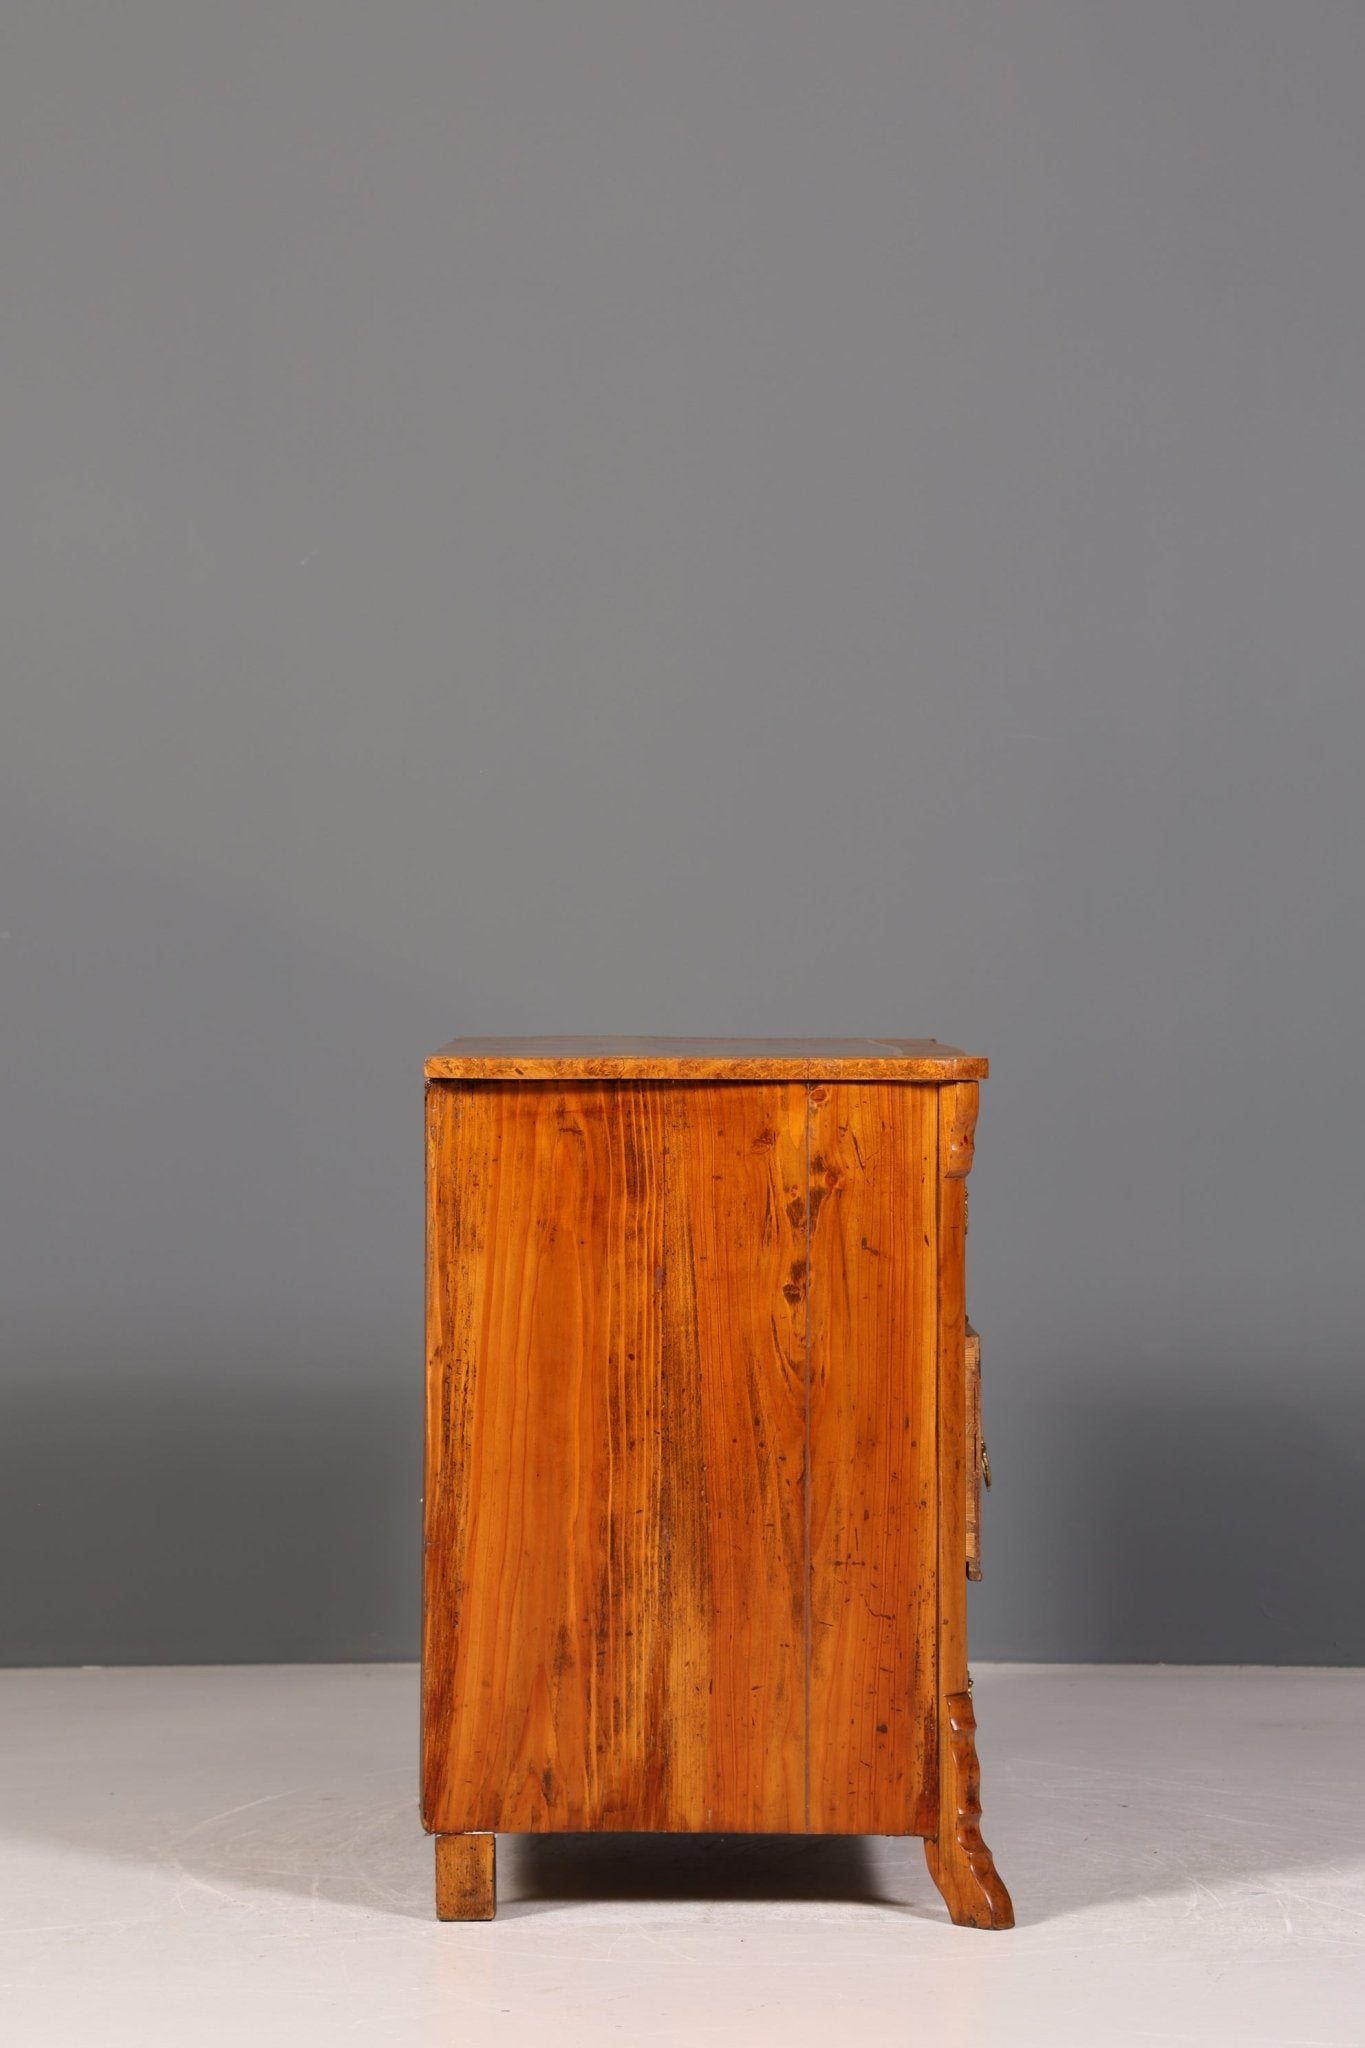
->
[421,1037,1011,1927]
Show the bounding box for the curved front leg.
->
[924,1689,1014,1928]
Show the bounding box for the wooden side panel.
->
[934,1082,976,1708]
[806,1083,938,1836]
[423,1080,670,1832]
[659,1084,808,1830]
[422,1080,807,1835]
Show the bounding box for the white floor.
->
[1,1665,1361,2047]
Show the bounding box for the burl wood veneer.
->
[421,1037,1011,1928]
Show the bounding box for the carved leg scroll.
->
[924,1689,1014,1928]
[927,1084,1014,1928]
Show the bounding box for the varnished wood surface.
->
[965,1326,983,1582]
[922,1083,1013,1925]
[423,1080,945,1836]
[424,1064,1011,1917]
[424,1081,675,1833]
[422,1081,810,1834]
[424,1036,987,1082]
[435,1833,495,1921]
[933,1085,975,1717]
[923,1693,1014,1928]
[806,1084,938,1836]
[659,1085,809,1829]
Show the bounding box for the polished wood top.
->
[424,1036,987,1081]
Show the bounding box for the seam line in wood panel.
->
[659,1094,670,1823]
[420,1083,434,1825]
[802,1083,813,1835]
[933,1090,944,1821]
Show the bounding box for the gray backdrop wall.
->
[3,1,1363,1666]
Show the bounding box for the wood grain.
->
[424,1064,1013,1922]
[922,1084,1013,1925]
[806,1083,938,1835]
[965,1326,983,1582]
[923,1693,1014,1928]
[422,1080,807,1835]
[658,1085,808,1829]
[435,1833,495,1921]
[934,1083,976,1702]
[424,1036,986,1082]
[423,1080,668,1832]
